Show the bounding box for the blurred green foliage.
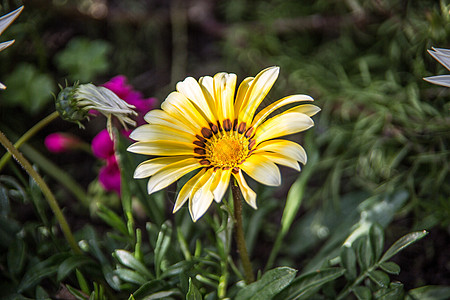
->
[0,0,449,299]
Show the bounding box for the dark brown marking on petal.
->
[223,119,232,131]
[210,123,219,134]
[223,166,231,170]
[193,140,205,148]
[195,155,206,159]
[199,159,211,165]
[214,166,220,172]
[238,122,247,134]
[244,127,254,138]
[196,134,206,143]
[217,120,223,132]
[247,149,255,156]
[248,139,256,150]
[232,167,240,174]
[201,127,213,139]
[194,148,206,155]
[233,119,238,131]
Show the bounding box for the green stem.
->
[0,111,59,171]
[0,130,81,254]
[231,178,255,284]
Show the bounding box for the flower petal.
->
[162,91,209,130]
[176,76,216,123]
[238,66,280,123]
[146,158,201,194]
[127,140,195,156]
[241,155,281,186]
[129,124,196,144]
[232,170,257,209]
[254,112,314,145]
[251,95,314,128]
[234,77,254,117]
[173,169,206,213]
[283,104,321,117]
[253,152,300,171]
[254,139,307,164]
[134,156,192,179]
[189,169,215,221]
[213,72,237,122]
[211,169,232,202]
[144,109,196,135]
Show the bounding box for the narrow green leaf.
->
[57,255,94,281]
[379,262,400,275]
[154,222,172,278]
[7,237,26,276]
[66,284,89,300]
[96,204,128,236]
[114,250,153,279]
[367,270,390,288]
[236,267,297,300]
[380,231,428,263]
[340,246,357,280]
[76,269,90,295]
[369,224,384,261]
[186,278,202,300]
[35,285,50,300]
[356,236,373,271]
[374,282,404,300]
[276,267,346,300]
[353,286,372,300]
[132,280,168,300]
[114,268,147,285]
[407,285,450,300]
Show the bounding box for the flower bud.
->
[44,132,82,153]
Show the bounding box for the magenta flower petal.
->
[45,133,81,153]
[92,129,115,159]
[98,162,121,195]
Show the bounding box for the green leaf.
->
[369,223,384,261]
[380,231,428,263]
[57,255,94,281]
[2,63,55,114]
[96,204,128,236]
[186,278,202,300]
[55,37,111,82]
[407,285,450,300]
[374,282,404,300]
[379,262,400,275]
[236,267,297,300]
[65,284,88,300]
[340,245,357,280]
[76,269,90,295]
[114,268,147,285]
[276,267,346,300]
[154,221,172,278]
[356,236,373,271]
[7,237,26,276]
[132,280,168,300]
[114,249,153,279]
[367,270,390,288]
[353,286,372,300]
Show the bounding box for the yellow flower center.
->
[206,135,249,168]
[193,119,256,171]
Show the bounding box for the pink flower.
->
[45,133,81,153]
[91,129,115,159]
[98,156,121,195]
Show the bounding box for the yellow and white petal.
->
[189,170,215,221]
[213,72,237,122]
[238,66,280,124]
[147,158,201,194]
[199,76,219,121]
[211,168,232,202]
[232,170,257,209]
[254,139,307,164]
[284,104,321,117]
[127,140,195,156]
[251,94,314,129]
[134,156,192,179]
[144,109,196,135]
[162,92,210,129]
[241,155,281,186]
[254,112,314,145]
[234,76,254,117]
[176,76,216,123]
[173,169,206,213]
[129,124,196,144]
[253,152,300,171]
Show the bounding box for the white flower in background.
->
[56,83,137,138]
[0,6,23,89]
[424,47,450,87]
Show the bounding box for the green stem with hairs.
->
[0,130,81,254]
[231,178,255,284]
[0,111,59,171]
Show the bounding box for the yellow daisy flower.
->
[128,66,320,221]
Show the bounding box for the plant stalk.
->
[0,130,81,254]
[231,178,255,284]
[0,111,59,171]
